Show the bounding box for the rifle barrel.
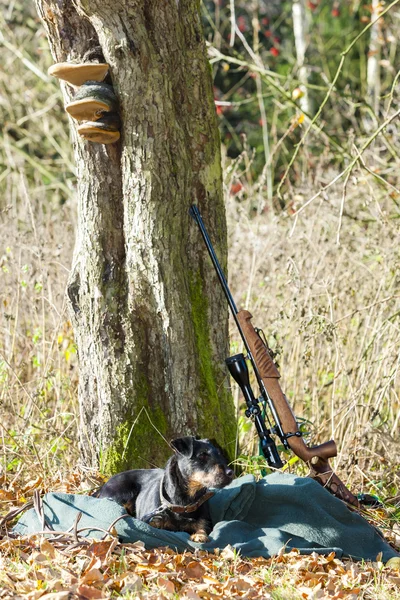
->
[189,205,238,315]
[190,204,260,365]
[190,204,287,460]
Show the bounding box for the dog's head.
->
[170,436,234,496]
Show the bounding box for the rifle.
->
[190,204,361,508]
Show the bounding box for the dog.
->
[95,436,234,542]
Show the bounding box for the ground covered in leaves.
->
[1,473,400,600]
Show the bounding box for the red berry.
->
[237,16,247,32]
[331,8,340,17]
[215,101,225,116]
[230,182,243,195]
[270,47,279,57]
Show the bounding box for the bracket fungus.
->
[49,62,121,145]
[65,82,118,121]
[77,113,121,144]
[48,62,109,86]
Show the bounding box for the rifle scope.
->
[226,354,284,469]
[226,354,258,414]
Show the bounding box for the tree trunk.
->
[367,0,382,118]
[292,0,311,114]
[34,0,236,473]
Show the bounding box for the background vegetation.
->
[0,0,399,597]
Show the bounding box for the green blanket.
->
[13,472,398,562]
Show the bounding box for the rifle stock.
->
[237,310,337,462]
[237,309,360,506]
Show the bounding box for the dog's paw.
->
[190,532,209,543]
[147,515,165,529]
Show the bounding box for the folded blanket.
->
[13,472,399,562]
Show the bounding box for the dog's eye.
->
[198,452,209,460]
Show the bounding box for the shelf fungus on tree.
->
[65,82,118,121]
[49,64,121,145]
[48,62,109,86]
[77,113,121,144]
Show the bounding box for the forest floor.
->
[0,467,400,599]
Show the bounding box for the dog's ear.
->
[170,436,194,457]
[208,438,222,451]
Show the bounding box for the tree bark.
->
[292,0,311,114]
[367,0,382,118]
[34,0,236,473]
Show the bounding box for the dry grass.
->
[224,161,400,498]
[0,1,79,483]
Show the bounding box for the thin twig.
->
[277,0,400,199]
[335,295,400,324]
[292,107,400,218]
[336,168,351,245]
[208,45,348,158]
[73,512,83,542]
[229,0,236,47]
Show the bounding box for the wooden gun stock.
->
[237,310,360,508]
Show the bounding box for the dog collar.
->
[159,479,214,514]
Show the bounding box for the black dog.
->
[95,436,234,542]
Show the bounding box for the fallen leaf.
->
[40,593,73,600]
[30,552,49,564]
[76,584,105,599]
[121,574,143,593]
[181,589,201,600]
[40,539,56,560]
[22,476,43,493]
[386,557,400,570]
[82,557,102,576]
[230,576,253,591]
[185,561,205,580]
[86,540,117,565]
[220,545,236,561]
[202,575,220,585]
[80,569,104,585]
[157,576,175,594]
[0,489,15,501]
